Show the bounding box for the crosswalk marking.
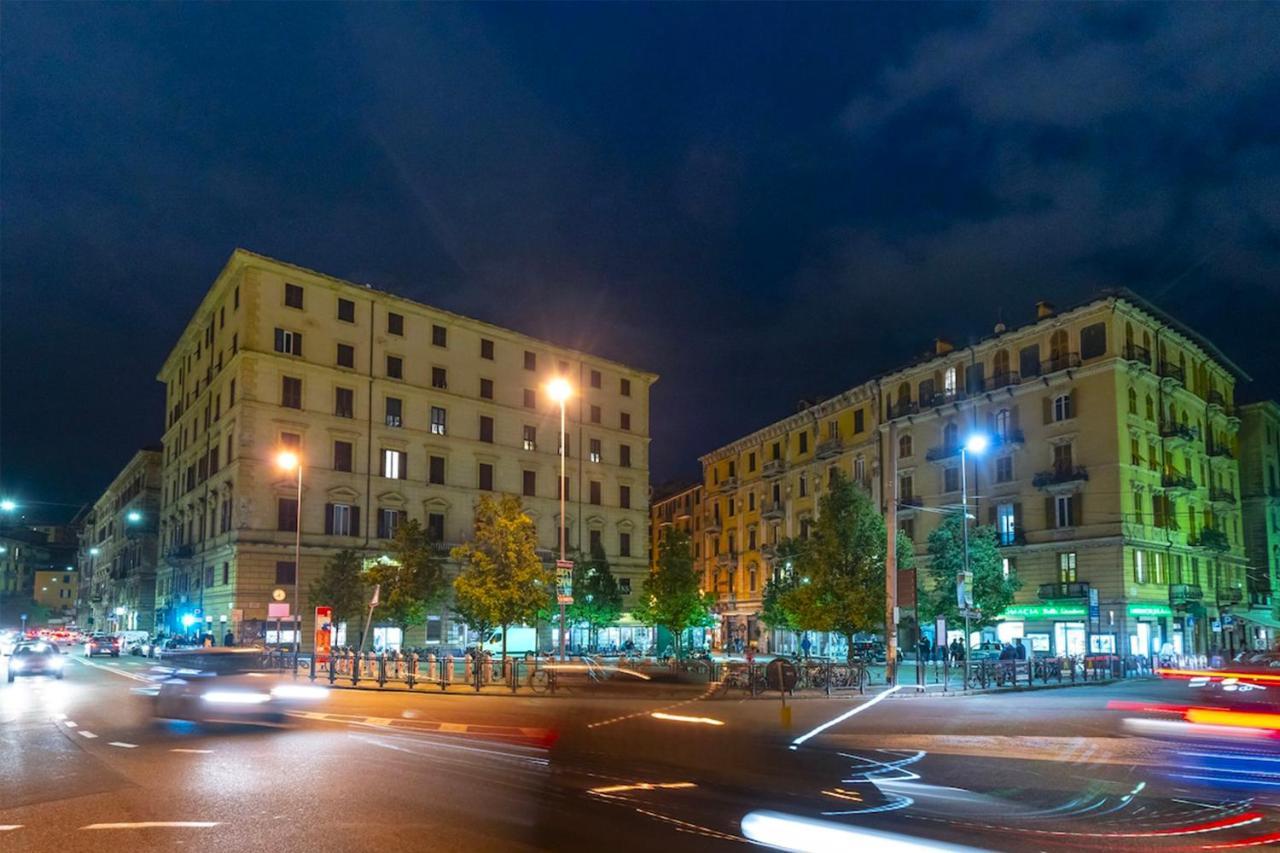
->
[77,730,98,739]
[109,742,138,749]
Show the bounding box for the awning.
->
[1238,610,1280,630]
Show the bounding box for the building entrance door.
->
[1054,622,1086,657]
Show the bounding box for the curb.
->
[883,678,1148,698]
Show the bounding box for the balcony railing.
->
[1207,389,1227,409]
[998,527,1027,547]
[888,400,919,419]
[985,372,1021,391]
[1159,422,1199,445]
[762,459,787,478]
[1161,472,1198,493]
[816,437,843,459]
[1041,353,1081,374]
[1217,586,1243,605]
[166,544,193,559]
[1193,527,1230,552]
[704,518,722,534]
[1032,466,1089,488]
[925,444,961,463]
[1158,361,1186,385]
[992,428,1026,448]
[1170,583,1204,605]
[761,500,784,520]
[1207,444,1234,460]
[1209,487,1237,506]
[898,496,924,510]
[1038,582,1091,600]
[718,476,738,492]
[1123,343,1152,365]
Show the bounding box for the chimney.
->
[994,321,1007,335]
[934,337,954,356]
[1036,300,1056,320]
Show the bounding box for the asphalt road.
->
[2,653,1278,851]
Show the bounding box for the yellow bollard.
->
[780,704,792,730]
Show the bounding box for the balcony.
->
[1158,361,1186,387]
[759,543,777,559]
[1038,582,1091,600]
[716,552,735,569]
[761,500,785,520]
[1193,527,1230,552]
[1207,443,1234,460]
[1123,343,1152,366]
[997,527,1027,547]
[1041,353,1081,375]
[925,443,961,463]
[992,428,1026,449]
[717,476,738,492]
[762,459,787,479]
[704,517,722,534]
[1169,583,1204,606]
[1159,422,1198,448]
[1206,389,1229,415]
[166,544,193,560]
[1161,472,1198,496]
[816,437,843,460]
[985,372,1021,391]
[1217,587,1243,606]
[1032,466,1089,490]
[1209,487,1237,507]
[888,399,919,420]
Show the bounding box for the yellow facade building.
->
[33,569,78,618]
[155,250,656,648]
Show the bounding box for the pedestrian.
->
[223,630,234,647]
[1014,637,1027,661]
[918,637,931,663]
[999,643,1014,661]
[801,634,812,659]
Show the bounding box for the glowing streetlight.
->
[126,510,142,523]
[963,433,990,455]
[0,499,16,513]
[546,377,573,661]
[958,432,990,692]
[276,448,303,669]
[89,547,100,556]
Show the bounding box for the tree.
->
[308,549,368,644]
[779,472,890,661]
[760,539,803,633]
[451,494,552,658]
[567,544,624,651]
[364,519,448,642]
[920,512,1020,629]
[632,527,714,658]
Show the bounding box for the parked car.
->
[84,633,121,657]
[970,641,1006,662]
[7,642,66,682]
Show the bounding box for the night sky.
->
[3,3,1279,518]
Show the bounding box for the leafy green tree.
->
[919,512,1019,629]
[780,472,892,661]
[308,549,368,643]
[365,519,448,639]
[451,494,552,657]
[760,539,803,632]
[567,544,623,651]
[632,527,714,658]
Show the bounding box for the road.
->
[2,653,1279,851]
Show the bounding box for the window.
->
[429,455,445,485]
[1002,557,1015,579]
[590,481,602,505]
[277,498,298,532]
[798,474,808,497]
[275,561,297,584]
[334,440,353,473]
[1019,344,1041,378]
[853,455,865,483]
[336,343,355,368]
[284,283,303,309]
[523,351,536,371]
[385,397,403,427]
[523,470,537,497]
[620,412,631,431]
[230,379,237,405]
[222,562,230,584]
[427,513,444,542]
[382,449,405,479]
[1054,548,1075,581]
[590,405,602,424]
[1130,437,1141,465]
[1134,550,1146,584]
[771,442,781,461]
[618,578,631,595]
[480,378,494,400]
[994,408,1012,439]
[430,366,447,389]
[387,312,404,335]
[589,438,602,463]
[619,444,631,468]
[943,422,958,448]
[620,378,631,397]
[1054,495,1076,528]
[619,532,632,557]
[478,463,494,491]
[326,503,356,536]
[997,503,1016,545]
[523,388,536,409]
[281,376,302,409]
[996,455,1013,483]
[1052,393,1073,422]
[234,285,240,309]
[335,387,354,418]
[274,328,302,356]
[481,338,494,360]
[944,467,960,492]
[1080,322,1107,360]
[430,406,446,435]
[899,435,912,458]
[386,355,403,379]
[590,369,602,388]
[377,509,402,539]
[899,474,913,500]
[232,332,238,354]
[431,324,447,347]
[854,409,864,433]
[479,415,494,443]
[522,425,537,451]
[620,485,632,509]
[943,366,957,397]
[1127,387,1138,415]
[1052,442,1073,473]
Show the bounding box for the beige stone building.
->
[155,250,655,649]
[650,483,705,568]
[699,292,1252,658]
[1238,401,1280,643]
[78,448,163,632]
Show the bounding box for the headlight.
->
[50,656,65,668]
[11,659,24,670]
[201,690,272,705]
[271,684,328,700]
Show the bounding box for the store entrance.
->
[1054,622,1086,657]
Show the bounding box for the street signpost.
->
[556,560,574,605]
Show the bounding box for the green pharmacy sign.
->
[998,602,1088,620]
[1127,603,1173,618]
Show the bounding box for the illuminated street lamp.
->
[959,432,990,692]
[276,449,303,669]
[0,499,16,513]
[546,377,572,661]
[126,510,142,523]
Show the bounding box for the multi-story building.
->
[698,291,1253,659]
[1238,401,1280,645]
[155,249,655,649]
[2,527,58,621]
[77,448,162,632]
[649,482,704,568]
[32,568,78,621]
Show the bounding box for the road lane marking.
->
[288,710,552,744]
[587,680,723,729]
[791,685,902,747]
[81,822,219,830]
[170,748,214,754]
[0,826,22,831]
[64,721,77,728]
[73,656,153,683]
[77,730,98,739]
[108,742,138,749]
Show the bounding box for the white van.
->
[114,631,151,655]
[481,627,537,655]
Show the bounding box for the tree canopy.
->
[365,518,448,634]
[632,527,714,657]
[308,549,368,640]
[567,543,624,649]
[920,512,1019,629]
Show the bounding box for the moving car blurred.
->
[7,642,66,682]
[0,630,19,656]
[145,648,328,724]
[84,633,121,657]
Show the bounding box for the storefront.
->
[1126,603,1173,658]
[996,602,1088,657]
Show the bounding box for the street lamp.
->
[126,510,142,523]
[276,450,303,670]
[959,432,989,692]
[0,499,16,513]
[546,377,572,661]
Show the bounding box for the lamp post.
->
[547,377,572,661]
[959,432,989,692]
[276,450,303,670]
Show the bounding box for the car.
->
[7,642,66,682]
[145,648,328,724]
[84,633,121,657]
[970,641,1006,662]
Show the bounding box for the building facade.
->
[649,483,704,568]
[698,292,1253,659]
[77,448,163,632]
[32,569,79,620]
[155,250,655,649]
[1238,401,1280,645]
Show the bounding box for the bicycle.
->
[527,667,554,694]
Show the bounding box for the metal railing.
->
[1038,581,1090,600]
[717,658,868,697]
[1032,466,1089,488]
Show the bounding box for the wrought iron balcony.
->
[1038,582,1090,600]
[1193,527,1230,552]
[925,443,961,463]
[816,437,843,460]
[718,475,738,492]
[762,459,787,478]
[1209,487,1237,506]
[985,372,1021,391]
[1159,422,1199,446]
[897,495,924,512]
[1033,466,1089,489]
[992,428,1025,448]
[1041,353,1081,374]
[1158,361,1186,385]
[1123,343,1152,365]
[888,399,919,419]
[997,527,1027,547]
[1217,586,1243,605]
[1169,583,1204,606]
[1207,389,1227,412]
[761,500,784,520]
[704,517,722,534]
[1207,444,1234,460]
[1161,472,1198,494]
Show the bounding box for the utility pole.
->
[885,420,898,685]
